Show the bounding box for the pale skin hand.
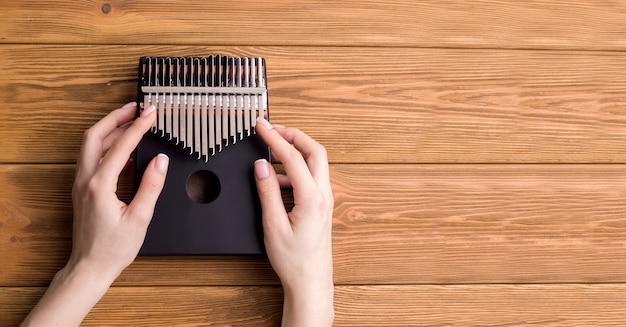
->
[254,117,335,327]
[20,102,169,327]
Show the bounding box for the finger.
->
[101,122,132,152]
[268,164,292,188]
[126,153,169,225]
[277,174,291,188]
[254,159,291,235]
[255,117,318,202]
[270,149,281,163]
[273,126,331,193]
[97,105,156,184]
[77,102,137,180]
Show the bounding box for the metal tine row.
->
[141,55,267,162]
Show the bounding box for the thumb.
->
[128,153,169,223]
[254,159,290,235]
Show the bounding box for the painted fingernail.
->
[256,117,273,130]
[155,153,169,175]
[141,104,156,117]
[254,159,270,179]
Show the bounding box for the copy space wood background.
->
[1,0,626,326]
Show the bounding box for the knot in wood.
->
[101,3,111,14]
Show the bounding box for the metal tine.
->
[153,57,158,133]
[236,57,244,141]
[208,55,215,157]
[157,57,166,137]
[176,58,187,148]
[152,58,163,134]
[215,55,222,152]
[259,57,267,127]
[244,58,251,136]
[172,57,180,145]
[193,57,202,159]
[180,57,186,150]
[229,57,236,144]
[250,57,257,132]
[185,57,194,155]
[165,57,173,140]
[201,57,209,162]
[142,57,151,118]
[222,56,229,147]
[149,57,157,132]
[178,57,187,149]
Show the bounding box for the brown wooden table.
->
[2,1,626,325]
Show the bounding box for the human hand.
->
[69,102,168,281]
[253,117,334,327]
[21,102,169,327]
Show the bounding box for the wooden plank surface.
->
[4,284,626,326]
[3,164,626,287]
[0,286,284,326]
[3,0,626,325]
[2,45,625,164]
[2,1,626,50]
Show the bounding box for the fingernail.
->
[141,104,156,117]
[272,123,286,129]
[254,159,270,179]
[256,117,273,130]
[155,153,169,175]
[124,101,137,109]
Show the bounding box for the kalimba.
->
[134,55,269,255]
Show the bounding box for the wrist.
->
[282,280,334,327]
[20,259,117,326]
[65,248,126,283]
[60,258,119,293]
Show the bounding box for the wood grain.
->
[4,0,626,324]
[2,1,626,50]
[333,284,626,326]
[332,164,626,285]
[4,284,626,326]
[0,286,283,326]
[3,164,626,287]
[2,45,625,164]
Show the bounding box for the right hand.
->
[253,117,334,327]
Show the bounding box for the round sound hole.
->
[186,170,221,204]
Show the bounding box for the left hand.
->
[68,101,169,280]
[21,102,169,327]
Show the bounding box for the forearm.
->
[20,261,116,327]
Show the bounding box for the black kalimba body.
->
[134,55,269,255]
